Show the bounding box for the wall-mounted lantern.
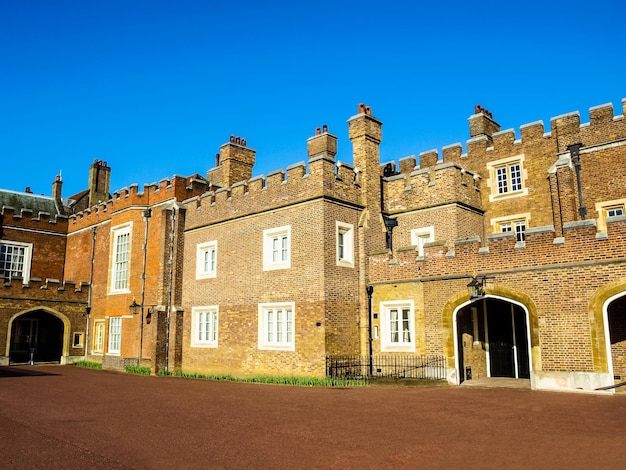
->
[467,272,487,299]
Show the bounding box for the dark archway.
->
[9,311,64,364]
[607,295,626,382]
[457,297,530,382]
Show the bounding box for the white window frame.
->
[499,220,526,242]
[110,223,132,294]
[0,240,33,284]
[487,155,528,201]
[108,317,122,355]
[258,302,295,351]
[336,221,354,267]
[191,306,219,348]
[410,226,434,258]
[263,225,291,271]
[93,321,105,354]
[491,213,530,243]
[196,241,217,279]
[380,301,415,353]
[595,199,626,232]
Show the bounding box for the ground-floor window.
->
[108,317,122,355]
[191,306,218,347]
[380,301,415,352]
[93,321,105,354]
[258,302,295,351]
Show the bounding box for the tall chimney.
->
[52,175,63,201]
[88,160,111,206]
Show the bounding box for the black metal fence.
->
[326,355,447,380]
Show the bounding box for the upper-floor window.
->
[491,213,529,243]
[410,226,434,258]
[0,240,33,283]
[336,222,354,267]
[110,224,132,293]
[487,155,528,201]
[380,301,415,353]
[263,226,291,271]
[496,162,522,194]
[500,220,526,242]
[196,241,217,279]
[258,302,295,351]
[596,200,626,232]
[108,317,122,355]
[191,306,218,347]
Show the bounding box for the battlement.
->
[69,175,209,230]
[185,155,363,229]
[369,215,626,283]
[383,98,626,170]
[383,160,482,213]
[1,206,69,232]
[2,277,90,302]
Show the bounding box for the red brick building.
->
[2,98,625,393]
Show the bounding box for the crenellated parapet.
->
[383,159,482,213]
[392,98,626,171]
[368,215,626,283]
[1,206,69,232]
[2,277,90,302]
[69,175,210,230]
[184,156,363,229]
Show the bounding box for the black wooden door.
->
[487,310,515,377]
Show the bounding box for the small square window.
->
[411,226,434,257]
[196,241,217,279]
[72,332,84,348]
[596,200,626,232]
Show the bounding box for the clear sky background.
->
[1,0,625,199]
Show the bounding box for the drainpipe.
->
[139,208,151,366]
[366,285,374,377]
[568,143,586,219]
[164,207,176,373]
[84,226,97,359]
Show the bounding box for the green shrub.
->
[157,370,367,387]
[74,360,102,369]
[125,366,151,375]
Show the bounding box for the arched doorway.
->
[455,296,531,383]
[606,294,626,383]
[9,310,64,364]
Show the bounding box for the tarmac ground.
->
[1,365,625,469]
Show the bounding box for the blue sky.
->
[1,0,625,199]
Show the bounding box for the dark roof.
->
[0,189,63,216]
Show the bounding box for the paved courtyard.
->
[1,365,625,469]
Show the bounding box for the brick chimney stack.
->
[88,159,111,206]
[207,136,256,187]
[52,175,63,201]
[307,125,337,161]
[469,105,501,140]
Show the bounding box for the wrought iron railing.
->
[326,354,446,380]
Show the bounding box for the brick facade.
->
[3,98,626,392]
